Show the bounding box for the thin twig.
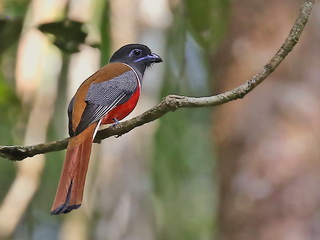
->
[0,0,315,161]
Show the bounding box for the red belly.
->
[101,85,141,124]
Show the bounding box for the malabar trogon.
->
[51,44,162,215]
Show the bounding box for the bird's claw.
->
[111,118,122,138]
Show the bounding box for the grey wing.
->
[68,96,75,136]
[74,70,138,135]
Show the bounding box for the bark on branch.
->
[0,0,315,161]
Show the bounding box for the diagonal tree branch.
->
[0,0,315,161]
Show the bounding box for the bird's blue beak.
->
[135,53,162,64]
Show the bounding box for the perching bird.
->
[51,44,162,214]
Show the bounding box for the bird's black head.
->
[110,44,162,76]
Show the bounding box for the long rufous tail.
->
[51,123,97,215]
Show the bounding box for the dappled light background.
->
[0,0,319,240]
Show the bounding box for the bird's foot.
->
[111,118,121,138]
[111,118,120,126]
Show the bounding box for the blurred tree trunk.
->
[213,0,320,239]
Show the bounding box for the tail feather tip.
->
[51,204,81,215]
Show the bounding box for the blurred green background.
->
[0,0,319,240]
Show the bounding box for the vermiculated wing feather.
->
[75,70,138,135]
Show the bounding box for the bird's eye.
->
[130,49,142,57]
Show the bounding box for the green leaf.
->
[0,16,23,55]
[38,19,88,54]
